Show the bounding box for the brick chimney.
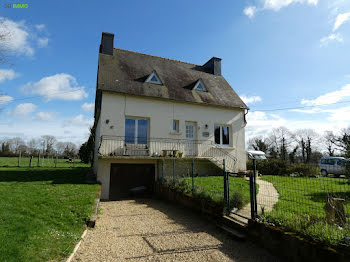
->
[99,32,114,55]
[202,57,222,76]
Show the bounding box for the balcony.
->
[98,136,237,172]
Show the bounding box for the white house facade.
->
[93,32,248,200]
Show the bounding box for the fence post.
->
[18,151,21,167]
[253,158,258,218]
[191,158,194,194]
[223,159,228,215]
[173,158,175,184]
[55,153,57,168]
[29,155,32,168]
[37,153,40,167]
[250,158,258,219]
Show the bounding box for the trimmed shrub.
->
[287,163,319,177]
[248,159,288,176]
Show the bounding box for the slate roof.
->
[97,48,248,110]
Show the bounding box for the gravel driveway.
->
[72,199,279,262]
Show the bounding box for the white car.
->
[319,157,349,177]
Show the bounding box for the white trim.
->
[145,71,162,85]
[193,80,207,92]
[214,124,230,146]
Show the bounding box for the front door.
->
[185,121,197,156]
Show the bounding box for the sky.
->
[1,0,350,145]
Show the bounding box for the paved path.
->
[72,199,280,262]
[233,178,279,220]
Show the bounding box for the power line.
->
[251,99,350,112]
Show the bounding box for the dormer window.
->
[145,71,162,85]
[193,80,207,92]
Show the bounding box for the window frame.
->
[214,124,230,146]
[172,120,179,133]
[124,117,149,144]
[145,71,162,85]
[193,80,207,92]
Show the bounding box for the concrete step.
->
[217,224,246,241]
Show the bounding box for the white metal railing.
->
[98,136,237,172]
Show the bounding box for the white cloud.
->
[263,0,318,11]
[36,112,54,121]
[10,103,36,116]
[333,12,350,31]
[62,114,93,127]
[0,69,18,82]
[0,95,13,105]
[244,6,258,18]
[37,37,49,48]
[0,17,49,57]
[21,73,88,101]
[243,0,318,16]
[241,95,262,104]
[290,107,323,114]
[320,33,343,46]
[0,17,34,56]
[326,105,350,122]
[35,24,45,31]
[81,103,94,112]
[301,84,350,106]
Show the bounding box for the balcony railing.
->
[98,136,237,172]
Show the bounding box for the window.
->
[145,71,162,85]
[193,80,207,92]
[125,118,148,144]
[173,120,179,133]
[214,125,230,146]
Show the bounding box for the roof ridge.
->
[114,48,200,67]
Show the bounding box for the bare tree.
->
[266,127,293,160]
[41,135,57,155]
[324,131,335,156]
[247,136,270,153]
[9,137,25,154]
[294,129,319,163]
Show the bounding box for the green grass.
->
[181,176,252,209]
[0,156,89,168]
[261,175,350,246]
[0,167,99,262]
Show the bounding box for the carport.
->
[109,163,155,200]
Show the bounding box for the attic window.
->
[145,71,162,85]
[193,80,207,92]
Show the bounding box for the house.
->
[93,32,248,200]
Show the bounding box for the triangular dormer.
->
[145,71,162,85]
[193,80,207,92]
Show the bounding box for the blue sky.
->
[1,0,350,145]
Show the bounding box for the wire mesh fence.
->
[0,156,89,168]
[257,174,350,245]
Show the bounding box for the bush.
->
[247,159,288,176]
[287,163,319,177]
[230,191,245,210]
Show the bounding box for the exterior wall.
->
[97,158,158,200]
[93,116,101,174]
[97,92,246,171]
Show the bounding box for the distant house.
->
[93,32,248,200]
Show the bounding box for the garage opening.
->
[109,164,155,200]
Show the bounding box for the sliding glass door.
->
[125,118,149,144]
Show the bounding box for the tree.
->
[247,136,269,152]
[294,129,319,163]
[329,127,350,158]
[78,125,96,164]
[41,135,57,155]
[63,142,77,159]
[324,131,335,156]
[266,127,293,161]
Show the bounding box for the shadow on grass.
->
[0,167,92,184]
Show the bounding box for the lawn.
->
[0,167,99,262]
[181,176,252,209]
[261,175,350,246]
[0,156,89,168]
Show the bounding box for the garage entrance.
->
[109,164,155,200]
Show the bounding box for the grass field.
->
[261,175,350,245]
[0,167,99,262]
[0,156,90,168]
[181,176,252,209]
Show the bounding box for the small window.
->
[173,120,179,133]
[193,80,207,92]
[214,125,230,146]
[145,71,162,85]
